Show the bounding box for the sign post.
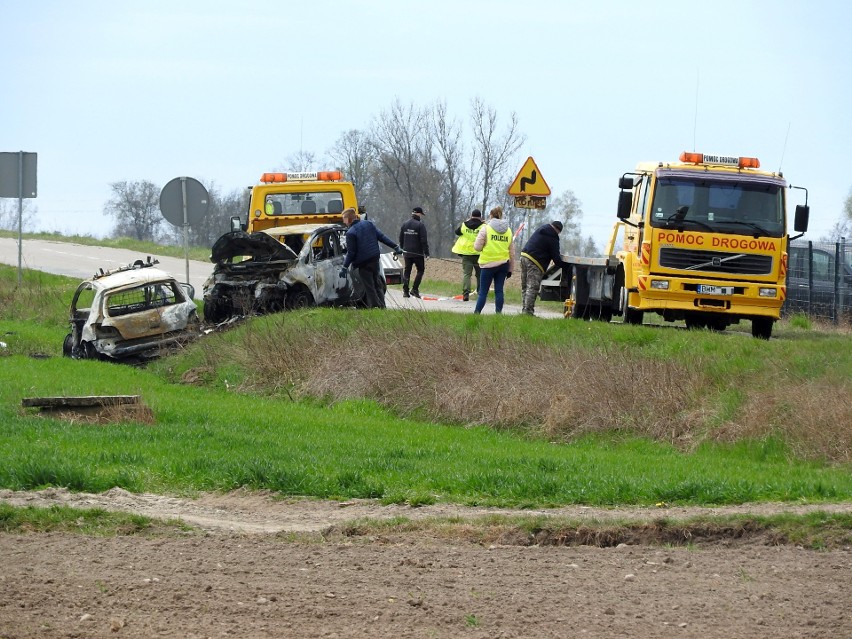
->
[0,151,38,286]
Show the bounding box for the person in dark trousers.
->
[520,220,566,316]
[341,208,402,309]
[473,206,515,315]
[451,208,484,301]
[399,206,429,298]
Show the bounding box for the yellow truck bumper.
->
[630,275,784,319]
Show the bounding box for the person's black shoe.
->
[411,291,421,298]
[462,293,469,301]
[402,290,410,298]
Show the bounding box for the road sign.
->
[0,152,37,198]
[159,177,210,286]
[159,177,209,227]
[514,195,547,209]
[507,156,550,197]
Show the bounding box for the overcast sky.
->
[3,0,850,245]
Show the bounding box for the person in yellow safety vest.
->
[472,206,515,315]
[451,208,485,301]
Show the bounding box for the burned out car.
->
[62,258,200,362]
[203,223,401,323]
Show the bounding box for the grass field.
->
[1,260,851,510]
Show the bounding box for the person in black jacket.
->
[399,206,429,298]
[520,220,566,316]
[342,208,402,309]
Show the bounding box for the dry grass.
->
[42,403,155,426]
[214,313,703,446]
[729,380,852,463]
[181,307,852,463]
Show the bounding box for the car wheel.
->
[80,341,100,360]
[287,287,315,310]
[62,333,74,357]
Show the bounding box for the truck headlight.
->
[758,288,777,298]
[650,280,670,290]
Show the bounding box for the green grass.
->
[0,502,188,535]
[1,262,851,510]
[1,354,851,507]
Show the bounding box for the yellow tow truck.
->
[540,151,810,339]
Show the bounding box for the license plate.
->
[697,285,733,296]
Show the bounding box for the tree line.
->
[100,97,599,257]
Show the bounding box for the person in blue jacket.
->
[519,220,566,316]
[341,208,402,309]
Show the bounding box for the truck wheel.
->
[620,286,643,325]
[569,274,588,319]
[751,318,773,340]
[685,317,706,330]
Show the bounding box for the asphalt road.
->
[0,237,562,317]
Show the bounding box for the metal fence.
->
[783,239,851,323]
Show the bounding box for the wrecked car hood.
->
[210,231,297,264]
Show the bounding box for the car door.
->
[310,229,357,304]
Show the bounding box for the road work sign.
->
[507,156,550,197]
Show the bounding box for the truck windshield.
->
[650,177,784,237]
[264,191,345,217]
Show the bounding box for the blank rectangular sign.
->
[0,152,37,198]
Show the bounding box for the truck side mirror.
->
[617,190,633,219]
[618,176,635,190]
[230,216,244,232]
[793,205,809,233]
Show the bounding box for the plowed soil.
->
[1,489,850,638]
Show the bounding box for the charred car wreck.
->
[203,224,401,323]
[63,258,200,363]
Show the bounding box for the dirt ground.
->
[1,489,850,639]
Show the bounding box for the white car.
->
[63,257,200,362]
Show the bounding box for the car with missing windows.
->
[62,257,201,363]
[203,223,400,323]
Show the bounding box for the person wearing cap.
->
[451,208,485,301]
[473,205,515,315]
[341,207,403,309]
[519,220,568,316]
[399,206,430,298]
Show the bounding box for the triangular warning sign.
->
[507,156,551,197]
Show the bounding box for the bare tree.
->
[284,150,318,173]
[103,180,162,241]
[367,99,442,241]
[327,129,377,204]
[430,100,471,253]
[845,186,852,222]
[370,99,431,210]
[469,97,525,213]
